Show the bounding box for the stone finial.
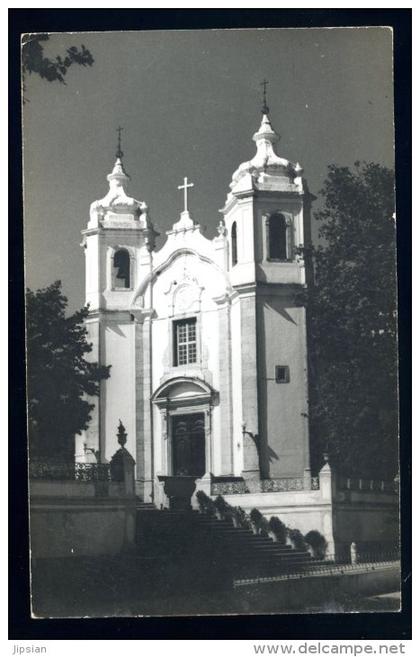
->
[253,112,279,145]
[319,451,332,478]
[216,220,226,237]
[107,157,130,185]
[117,419,127,447]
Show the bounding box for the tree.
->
[305,162,398,479]
[26,281,110,461]
[22,33,94,99]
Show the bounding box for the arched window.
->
[268,213,288,260]
[231,221,238,267]
[112,248,130,289]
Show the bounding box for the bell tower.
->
[77,130,158,464]
[221,85,313,480]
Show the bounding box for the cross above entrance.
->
[177,177,194,213]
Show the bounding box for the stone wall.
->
[233,562,400,612]
[30,444,136,559]
[30,497,136,559]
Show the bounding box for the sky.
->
[23,27,394,311]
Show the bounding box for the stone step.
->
[215,538,303,550]
[135,507,316,578]
[230,552,309,561]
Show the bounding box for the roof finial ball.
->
[116,125,124,160]
[117,419,127,447]
[260,78,269,115]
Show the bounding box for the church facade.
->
[77,107,314,504]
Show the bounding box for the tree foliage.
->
[26,281,110,461]
[22,33,94,98]
[306,162,398,479]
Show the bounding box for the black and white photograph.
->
[20,22,404,621]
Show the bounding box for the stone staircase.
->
[135,508,315,582]
[193,514,312,577]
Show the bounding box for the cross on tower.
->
[116,126,124,159]
[177,176,194,213]
[260,78,269,114]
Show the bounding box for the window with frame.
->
[231,221,238,267]
[173,317,197,366]
[112,248,130,288]
[267,213,289,261]
[275,365,290,383]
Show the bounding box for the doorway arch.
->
[151,377,217,476]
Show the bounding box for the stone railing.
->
[29,461,111,481]
[211,480,250,495]
[260,477,320,493]
[211,476,319,496]
[337,476,397,493]
[209,471,396,497]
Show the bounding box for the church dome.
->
[227,112,304,200]
[88,154,157,239]
[90,158,146,216]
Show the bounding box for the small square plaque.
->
[275,365,290,383]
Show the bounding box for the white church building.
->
[78,104,314,505]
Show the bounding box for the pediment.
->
[152,376,215,406]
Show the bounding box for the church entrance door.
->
[172,413,205,477]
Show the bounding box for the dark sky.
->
[23,27,394,310]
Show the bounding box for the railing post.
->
[319,453,336,560]
[109,420,136,497]
[319,456,334,501]
[303,467,312,490]
[109,422,136,552]
[193,472,213,509]
[350,541,358,564]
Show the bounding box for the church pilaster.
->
[238,289,261,480]
[134,314,145,497]
[204,407,213,474]
[216,296,234,474]
[140,314,154,502]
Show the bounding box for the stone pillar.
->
[154,472,169,509]
[239,292,260,479]
[136,314,153,502]
[121,449,135,497]
[134,315,145,496]
[319,458,336,500]
[78,316,103,463]
[300,306,311,472]
[110,422,136,497]
[204,407,213,473]
[303,467,312,490]
[193,472,213,509]
[217,299,234,474]
[160,408,170,475]
[319,458,336,560]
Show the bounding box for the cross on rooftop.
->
[177,177,194,213]
[260,78,269,114]
[116,126,124,159]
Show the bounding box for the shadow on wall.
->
[106,324,127,337]
[264,298,297,325]
[266,444,279,463]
